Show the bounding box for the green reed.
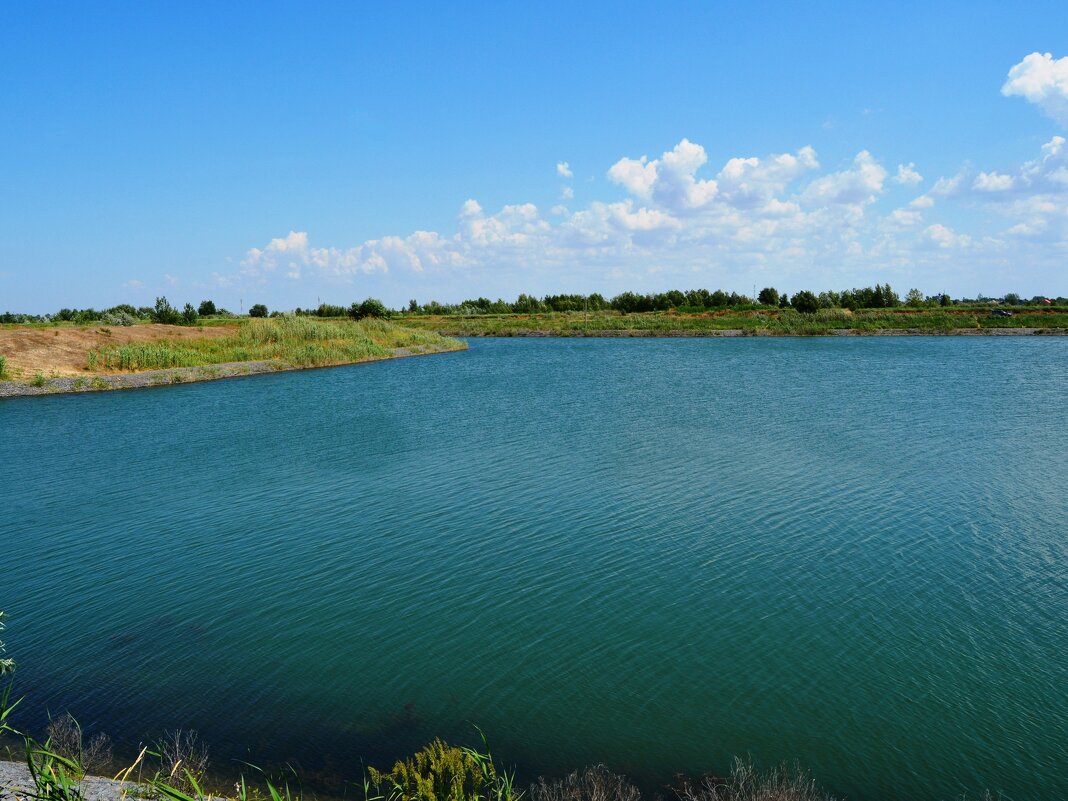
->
[85,318,465,373]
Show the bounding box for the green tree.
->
[905,288,925,307]
[248,303,268,318]
[152,296,180,325]
[791,290,820,314]
[1003,292,1021,305]
[180,303,199,325]
[758,287,780,306]
[349,298,390,319]
[198,300,217,316]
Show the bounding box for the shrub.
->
[248,304,269,318]
[0,355,7,380]
[198,300,217,316]
[45,713,113,777]
[531,765,641,801]
[368,737,519,801]
[675,759,835,801]
[181,303,200,325]
[350,298,391,320]
[790,291,820,315]
[159,729,210,795]
[102,311,136,326]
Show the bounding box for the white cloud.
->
[608,139,719,212]
[556,161,573,178]
[893,163,923,185]
[924,223,971,249]
[229,132,1068,301]
[800,151,886,206]
[561,186,574,200]
[716,146,819,208]
[973,171,1015,192]
[1002,52,1068,126]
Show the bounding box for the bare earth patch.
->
[0,324,237,378]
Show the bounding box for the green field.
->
[395,305,1068,336]
[86,316,465,372]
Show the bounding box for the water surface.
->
[3,338,1067,800]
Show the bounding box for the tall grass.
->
[85,317,464,373]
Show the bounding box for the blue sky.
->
[3,2,1068,312]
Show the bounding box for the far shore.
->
[445,326,1068,338]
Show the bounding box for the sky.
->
[3,1,1068,313]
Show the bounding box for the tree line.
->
[3,287,1064,325]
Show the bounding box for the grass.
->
[395,306,1068,336]
[86,317,465,374]
[0,354,7,378]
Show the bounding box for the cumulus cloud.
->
[1002,52,1068,126]
[973,171,1015,192]
[893,163,923,185]
[800,151,887,206]
[608,139,719,212]
[924,223,971,249]
[229,131,1068,299]
[556,161,573,178]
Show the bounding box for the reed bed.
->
[86,317,464,373]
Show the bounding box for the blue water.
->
[3,337,1067,800]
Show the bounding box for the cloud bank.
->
[228,54,1068,300]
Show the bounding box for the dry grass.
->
[45,713,113,778]
[531,765,642,801]
[675,759,835,801]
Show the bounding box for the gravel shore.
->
[0,761,134,801]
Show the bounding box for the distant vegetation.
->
[85,316,464,372]
[2,286,1065,327]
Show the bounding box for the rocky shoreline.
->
[0,761,135,801]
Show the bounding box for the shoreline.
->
[0,344,461,399]
[442,326,1068,337]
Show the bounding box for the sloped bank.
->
[0,344,462,399]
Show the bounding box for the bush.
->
[181,303,200,325]
[45,713,113,777]
[102,311,136,326]
[198,300,217,316]
[350,298,391,320]
[159,729,210,795]
[790,291,820,315]
[0,356,7,381]
[368,737,519,801]
[676,758,835,801]
[532,765,641,801]
[248,303,269,318]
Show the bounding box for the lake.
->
[3,337,1067,800]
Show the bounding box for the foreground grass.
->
[396,306,1068,336]
[85,317,465,373]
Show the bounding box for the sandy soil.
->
[0,324,237,378]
